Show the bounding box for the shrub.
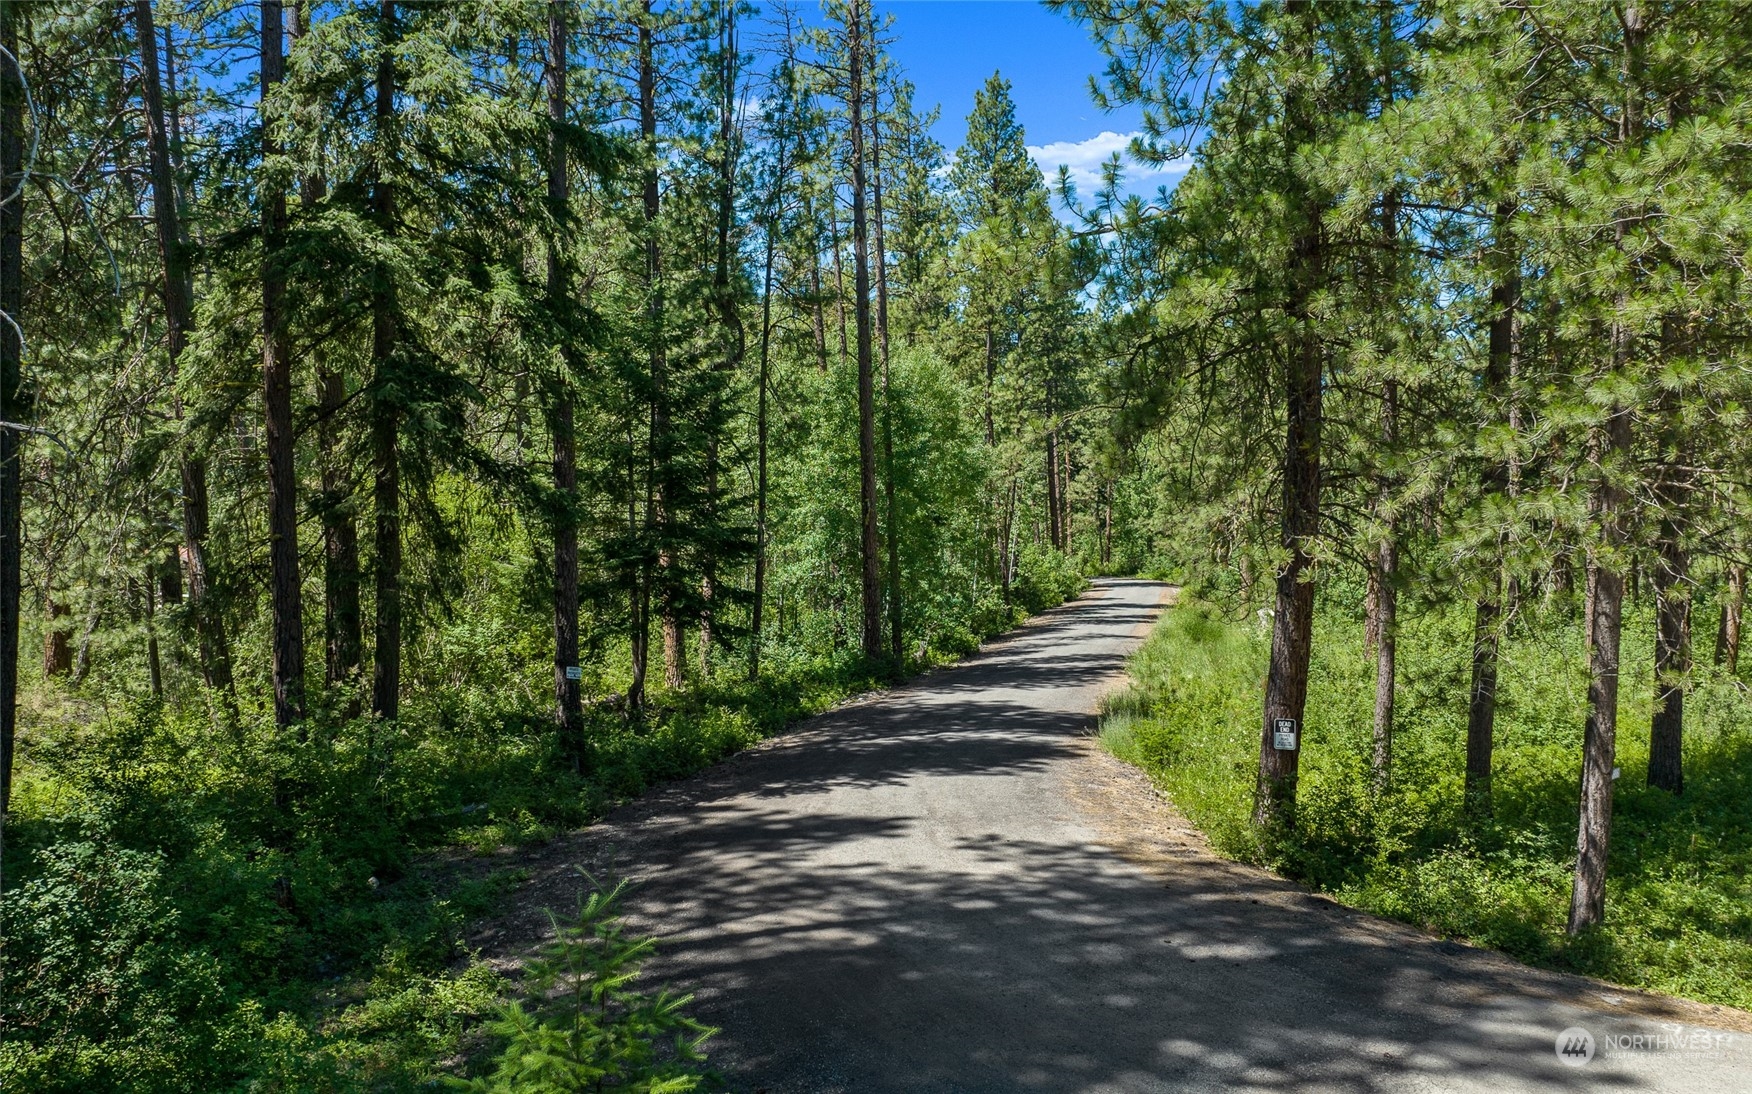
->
[453,878,714,1093]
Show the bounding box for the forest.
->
[1,0,1750,1090]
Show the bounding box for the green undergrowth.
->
[0,574,1083,1092]
[1101,592,1752,1011]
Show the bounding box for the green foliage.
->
[1105,596,1752,1009]
[452,879,713,1094]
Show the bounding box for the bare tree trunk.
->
[43,599,70,677]
[546,1,583,756]
[1254,0,1322,834]
[634,1,669,706]
[1648,348,1690,794]
[1466,201,1520,817]
[847,0,881,662]
[0,0,22,813]
[1045,426,1062,551]
[698,5,742,679]
[136,0,234,703]
[871,62,901,664]
[751,225,775,680]
[144,568,163,697]
[292,3,361,706]
[1569,4,1642,935]
[370,0,401,722]
[1715,564,1744,674]
[261,0,305,731]
[1649,521,1688,794]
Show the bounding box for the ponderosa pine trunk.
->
[136,0,234,704]
[1466,202,1520,816]
[630,1,664,708]
[293,1,362,702]
[1715,564,1744,674]
[261,0,304,731]
[1045,420,1063,551]
[750,221,775,680]
[871,67,902,664]
[847,0,881,662]
[698,7,742,678]
[0,0,23,815]
[370,0,401,722]
[546,1,582,755]
[1569,3,1643,935]
[1254,0,1322,834]
[1648,361,1690,795]
[1649,514,1688,794]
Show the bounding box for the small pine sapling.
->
[455,876,715,1093]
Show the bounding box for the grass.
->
[1101,591,1752,1010]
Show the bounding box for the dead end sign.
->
[1273,718,1298,750]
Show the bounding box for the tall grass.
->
[1103,594,1752,1009]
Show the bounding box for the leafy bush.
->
[453,879,713,1093]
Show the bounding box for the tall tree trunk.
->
[1254,0,1322,834]
[136,0,234,703]
[1466,201,1520,816]
[261,0,305,731]
[1649,516,1688,794]
[293,3,361,704]
[1648,359,1690,794]
[0,0,23,815]
[144,568,163,697]
[1569,4,1642,935]
[1715,564,1744,674]
[750,221,775,680]
[1369,378,1397,792]
[1045,424,1062,551]
[699,4,742,678]
[43,599,70,676]
[631,1,665,708]
[369,0,401,722]
[847,0,881,662]
[546,1,583,756]
[871,62,902,663]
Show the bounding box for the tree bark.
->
[1466,201,1520,815]
[871,57,902,664]
[546,1,583,756]
[847,0,881,662]
[1569,3,1643,935]
[1715,564,1743,675]
[698,5,742,679]
[43,600,70,677]
[1649,521,1687,794]
[136,0,234,703]
[751,220,775,680]
[0,0,23,814]
[261,0,305,731]
[292,2,361,704]
[370,0,401,722]
[1254,0,1323,834]
[630,0,664,708]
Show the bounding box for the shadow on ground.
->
[471,579,1722,1094]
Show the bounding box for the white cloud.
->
[1026,130,1193,197]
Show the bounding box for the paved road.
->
[477,578,1751,1093]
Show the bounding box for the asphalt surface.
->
[475,577,1752,1093]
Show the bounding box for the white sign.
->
[1272,718,1298,751]
[564,665,583,681]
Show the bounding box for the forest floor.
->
[452,578,1752,1092]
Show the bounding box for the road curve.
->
[473,577,1751,1093]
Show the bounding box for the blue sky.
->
[785,1,1193,205]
